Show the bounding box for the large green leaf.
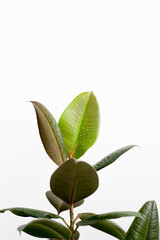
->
[93,145,137,171]
[50,231,80,240]
[46,191,84,214]
[58,91,100,159]
[125,201,159,240]
[18,219,71,239]
[0,207,61,219]
[50,158,99,204]
[77,211,141,226]
[79,213,126,240]
[31,101,67,166]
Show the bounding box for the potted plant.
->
[0,91,159,239]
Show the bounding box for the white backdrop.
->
[0,0,160,239]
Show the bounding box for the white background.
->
[0,0,160,239]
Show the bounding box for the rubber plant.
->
[0,91,159,240]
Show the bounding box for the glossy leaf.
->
[0,207,61,219]
[46,191,84,214]
[50,158,99,204]
[77,211,141,226]
[50,232,80,240]
[79,213,126,240]
[125,201,159,240]
[50,231,80,240]
[58,91,100,159]
[18,219,71,239]
[31,101,67,166]
[93,145,137,171]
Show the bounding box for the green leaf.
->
[79,213,126,240]
[0,207,61,219]
[46,191,69,214]
[50,232,80,240]
[77,211,141,226]
[49,231,80,240]
[18,219,71,239]
[31,101,67,166]
[58,91,100,159]
[125,201,159,240]
[93,145,137,171]
[50,158,99,204]
[46,191,84,214]
[73,231,80,240]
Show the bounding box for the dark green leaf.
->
[125,201,159,240]
[0,207,61,219]
[50,158,99,204]
[49,232,80,240]
[73,231,80,240]
[31,101,67,166]
[93,145,137,171]
[77,211,141,226]
[46,191,69,214]
[46,191,84,214]
[58,91,100,159]
[18,219,71,239]
[79,213,126,240]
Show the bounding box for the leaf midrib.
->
[136,203,152,240]
[145,203,154,239]
[73,92,91,157]
[70,161,78,204]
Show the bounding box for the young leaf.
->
[58,91,100,159]
[50,158,99,204]
[93,145,137,171]
[77,211,141,226]
[31,101,67,166]
[125,201,159,240]
[79,213,126,240]
[0,207,61,219]
[46,191,84,214]
[18,219,71,239]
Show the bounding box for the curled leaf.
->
[31,101,67,166]
[0,207,61,219]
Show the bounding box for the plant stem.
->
[70,203,74,231]
[73,213,82,224]
[61,217,70,228]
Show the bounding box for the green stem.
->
[61,217,70,228]
[70,204,74,239]
[73,213,82,224]
[73,225,79,234]
[69,207,81,239]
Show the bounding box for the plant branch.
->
[70,204,74,231]
[73,213,82,224]
[61,217,70,228]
